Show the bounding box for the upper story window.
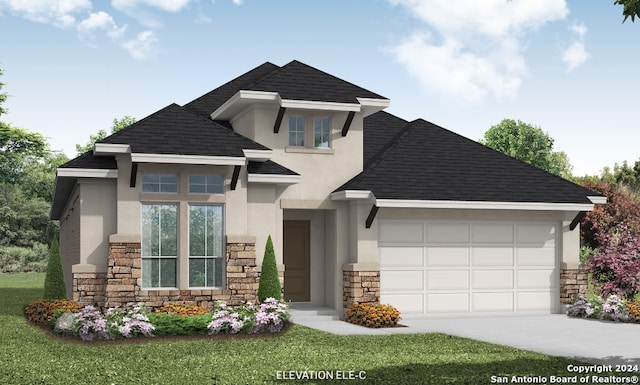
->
[313,117,331,148]
[142,174,178,193]
[189,175,224,194]
[288,116,305,147]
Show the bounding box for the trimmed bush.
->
[43,236,66,299]
[345,303,401,328]
[257,235,281,302]
[147,313,212,336]
[24,299,82,326]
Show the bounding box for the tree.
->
[257,235,281,302]
[43,236,67,299]
[0,67,7,117]
[615,0,640,22]
[75,116,136,155]
[480,119,573,178]
[1,123,47,186]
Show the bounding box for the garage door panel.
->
[517,292,554,311]
[381,270,423,291]
[381,293,424,314]
[517,269,556,289]
[426,223,469,243]
[427,293,469,313]
[516,224,555,246]
[472,224,514,243]
[380,247,423,267]
[472,247,514,266]
[379,221,423,243]
[426,270,469,290]
[472,292,514,312]
[517,247,556,266]
[427,247,469,266]
[472,270,513,289]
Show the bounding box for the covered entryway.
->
[283,220,311,302]
[379,220,559,315]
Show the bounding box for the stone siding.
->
[343,270,380,308]
[560,268,588,304]
[72,272,107,306]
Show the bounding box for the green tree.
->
[257,235,281,302]
[0,67,7,117]
[615,0,640,22]
[480,118,573,178]
[43,236,66,299]
[75,115,136,155]
[1,123,47,186]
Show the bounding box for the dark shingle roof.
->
[184,61,388,118]
[59,151,117,169]
[247,160,299,175]
[100,103,268,157]
[339,114,598,204]
[363,111,409,165]
[185,62,280,118]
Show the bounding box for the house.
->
[50,60,604,316]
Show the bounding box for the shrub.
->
[627,302,640,323]
[73,304,155,341]
[43,236,66,299]
[24,299,82,326]
[584,225,640,300]
[0,243,48,273]
[257,235,281,302]
[566,294,630,322]
[147,313,212,336]
[207,299,290,335]
[155,303,209,317]
[345,303,401,328]
[251,298,290,334]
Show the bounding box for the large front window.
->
[189,204,224,288]
[141,204,178,288]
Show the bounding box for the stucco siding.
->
[79,179,117,269]
[59,186,80,298]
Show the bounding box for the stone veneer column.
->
[560,268,588,304]
[225,235,259,305]
[343,263,380,308]
[105,239,141,308]
[72,268,107,307]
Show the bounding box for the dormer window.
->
[287,114,333,150]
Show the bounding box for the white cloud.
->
[389,0,569,103]
[121,30,159,60]
[232,0,243,5]
[111,0,192,13]
[78,11,127,43]
[562,23,590,72]
[0,0,91,28]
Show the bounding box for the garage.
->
[379,219,559,315]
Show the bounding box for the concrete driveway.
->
[290,307,640,366]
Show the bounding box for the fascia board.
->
[330,190,374,200]
[280,99,361,112]
[131,153,245,166]
[243,149,273,161]
[57,168,118,178]
[588,196,607,204]
[210,90,279,120]
[375,199,595,212]
[247,174,301,185]
[93,143,131,155]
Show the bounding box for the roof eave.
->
[374,199,596,212]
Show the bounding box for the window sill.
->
[285,147,334,155]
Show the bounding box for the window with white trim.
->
[188,204,224,288]
[313,116,331,148]
[189,175,224,194]
[141,204,178,288]
[142,174,178,193]
[288,116,305,147]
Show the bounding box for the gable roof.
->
[338,113,599,205]
[100,103,268,157]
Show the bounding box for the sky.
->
[0,0,639,176]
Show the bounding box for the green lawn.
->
[1,273,590,385]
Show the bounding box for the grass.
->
[0,273,599,385]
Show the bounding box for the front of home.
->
[50,60,603,316]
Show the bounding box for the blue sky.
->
[0,0,638,175]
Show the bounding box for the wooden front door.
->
[283,220,310,302]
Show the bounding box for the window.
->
[189,175,224,194]
[288,116,305,147]
[314,117,331,148]
[141,204,178,288]
[189,204,224,288]
[142,174,178,193]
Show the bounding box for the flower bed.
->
[566,294,631,322]
[25,298,290,341]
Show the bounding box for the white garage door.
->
[379,220,559,315]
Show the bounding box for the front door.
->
[283,220,310,302]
